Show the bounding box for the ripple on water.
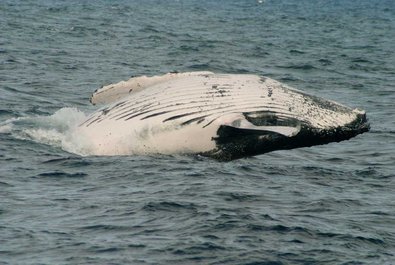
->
[35,171,88,178]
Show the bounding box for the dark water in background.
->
[1,0,395,264]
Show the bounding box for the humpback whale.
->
[76,71,369,161]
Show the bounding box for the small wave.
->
[318,58,333,66]
[142,201,198,212]
[317,232,385,246]
[0,109,15,118]
[369,129,395,134]
[90,247,121,253]
[349,64,372,71]
[0,181,13,187]
[188,63,211,70]
[351,57,372,63]
[216,191,261,202]
[42,156,92,167]
[174,242,226,254]
[289,49,305,54]
[277,64,316,70]
[36,171,88,178]
[139,25,161,34]
[46,6,69,12]
[80,224,129,231]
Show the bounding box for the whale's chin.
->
[202,110,369,161]
[76,72,370,160]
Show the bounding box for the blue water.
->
[1,0,395,264]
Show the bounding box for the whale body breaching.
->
[75,71,369,161]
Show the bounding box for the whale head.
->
[205,85,370,161]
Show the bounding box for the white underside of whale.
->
[75,72,362,156]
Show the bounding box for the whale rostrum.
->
[76,72,369,161]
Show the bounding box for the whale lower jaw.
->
[202,117,370,161]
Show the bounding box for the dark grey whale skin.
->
[203,109,370,161]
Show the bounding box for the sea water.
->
[1,0,394,264]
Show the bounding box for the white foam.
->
[0,117,22,133]
[0,123,13,133]
[2,107,96,156]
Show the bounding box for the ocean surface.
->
[1,0,395,264]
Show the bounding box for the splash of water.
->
[0,108,94,156]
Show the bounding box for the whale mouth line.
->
[207,113,370,161]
